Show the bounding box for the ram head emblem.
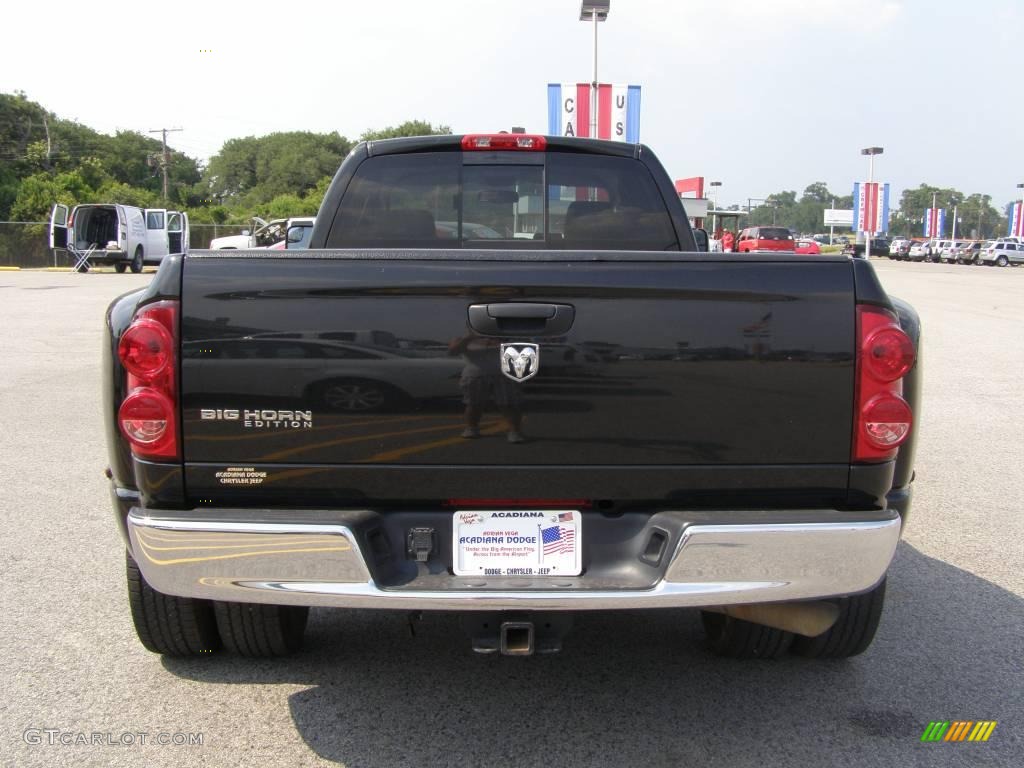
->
[500,343,540,382]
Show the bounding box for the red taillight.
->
[861,394,913,449]
[119,388,176,456]
[862,326,915,382]
[118,319,172,380]
[118,300,179,460]
[461,134,547,151]
[854,305,915,462]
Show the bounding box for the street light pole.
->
[580,2,609,139]
[709,181,722,208]
[830,197,835,245]
[861,146,883,259]
[707,181,722,234]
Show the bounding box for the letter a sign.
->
[547,83,641,142]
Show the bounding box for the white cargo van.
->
[49,203,189,272]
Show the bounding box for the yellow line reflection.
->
[263,419,500,461]
[364,423,506,462]
[137,541,350,566]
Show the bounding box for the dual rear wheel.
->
[700,579,886,659]
[128,550,886,660]
[126,553,308,658]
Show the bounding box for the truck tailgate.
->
[180,252,856,475]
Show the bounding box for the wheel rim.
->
[323,383,385,411]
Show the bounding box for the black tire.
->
[126,552,221,656]
[315,379,401,412]
[114,263,127,273]
[700,610,794,659]
[791,579,886,659]
[130,248,144,273]
[214,601,308,657]
[997,255,1008,267]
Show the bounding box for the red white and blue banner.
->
[924,207,946,238]
[1009,202,1024,237]
[547,83,641,141]
[852,181,890,234]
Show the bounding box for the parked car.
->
[951,241,984,265]
[907,241,931,261]
[968,241,994,264]
[938,240,974,264]
[183,337,465,410]
[842,237,890,259]
[979,240,1023,267]
[888,238,912,259]
[794,238,821,255]
[925,240,948,263]
[50,203,188,273]
[735,226,795,252]
[434,221,505,240]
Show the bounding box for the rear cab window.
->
[325,151,679,250]
[758,228,793,241]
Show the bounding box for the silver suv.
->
[979,241,1023,267]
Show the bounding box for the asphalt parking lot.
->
[1,260,1021,767]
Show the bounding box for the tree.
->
[0,92,203,219]
[204,131,352,204]
[360,121,452,141]
[893,184,1002,238]
[800,182,832,204]
[10,169,90,222]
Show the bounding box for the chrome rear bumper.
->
[127,510,900,611]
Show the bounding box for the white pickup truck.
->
[209,217,310,249]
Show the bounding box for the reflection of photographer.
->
[448,334,525,443]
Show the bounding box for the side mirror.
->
[693,228,709,252]
[241,229,250,236]
[286,226,305,245]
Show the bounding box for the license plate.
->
[453,510,581,577]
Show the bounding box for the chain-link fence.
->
[0,222,253,268]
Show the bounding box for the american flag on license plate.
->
[541,525,575,555]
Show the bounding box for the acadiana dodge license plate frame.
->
[452,510,582,577]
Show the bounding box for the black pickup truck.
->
[105,134,921,660]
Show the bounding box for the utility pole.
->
[148,127,182,203]
[42,114,52,164]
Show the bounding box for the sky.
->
[2,0,1021,209]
